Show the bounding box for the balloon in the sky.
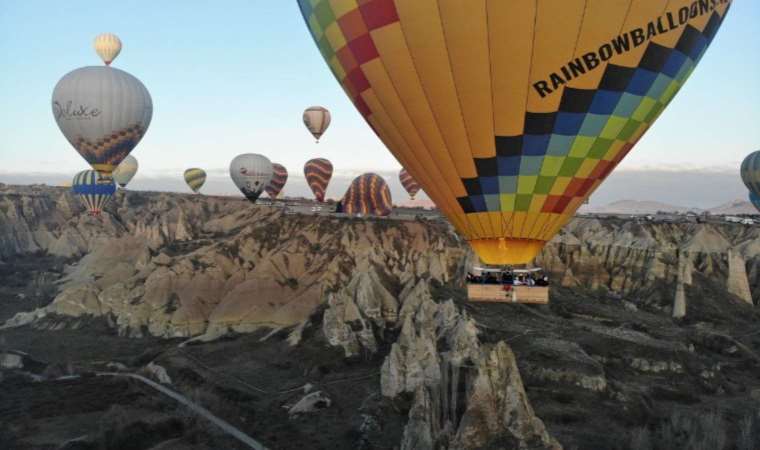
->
[298,1,731,264]
[343,173,392,217]
[112,155,138,188]
[303,106,331,143]
[304,158,333,202]
[230,154,273,203]
[52,66,152,180]
[749,191,760,214]
[93,33,122,66]
[399,168,421,200]
[184,168,207,194]
[266,163,289,199]
[740,151,760,198]
[72,170,116,216]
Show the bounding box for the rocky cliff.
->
[2,184,760,450]
[1,184,757,337]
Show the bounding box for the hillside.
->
[1,184,760,450]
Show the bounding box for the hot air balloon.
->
[93,33,122,66]
[230,154,273,203]
[399,168,421,200]
[303,106,331,143]
[184,168,207,194]
[740,151,760,198]
[304,158,333,202]
[266,163,289,199]
[298,0,730,266]
[52,65,152,181]
[72,170,116,216]
[749,192,760,214]
[343,173,393,217]
[112,155,138,188]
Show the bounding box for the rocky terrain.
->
[1,183,760,450]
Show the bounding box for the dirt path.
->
[98,372,267,450]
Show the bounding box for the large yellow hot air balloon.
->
[298,0,731,265]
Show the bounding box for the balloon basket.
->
[466,265,549,305]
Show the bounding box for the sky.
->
[0,1,758,207]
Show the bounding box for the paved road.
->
[99,372,267,450]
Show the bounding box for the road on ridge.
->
[98,372,268,450]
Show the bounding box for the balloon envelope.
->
[304,158,333,202]
[52,66,152,179]
[303,106,331,142]
[266,163,288,199]
[749,192,760,214]
[230,154,273,203]
[184,168,207,193]
[112,155,138,188]
[343,173,393,217]
[93,33,122,65]
[740,151,760,197]
[298,1,730,264]
[72,170,116,215]
[399,168,421,200]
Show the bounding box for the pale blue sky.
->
[0,1,758,205]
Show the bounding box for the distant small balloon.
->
[304,158,333,202]
[303,106,331,143]
[399,168,421,200]
[343,173,392,217]
[184,168,207,194]
[230,154,273,203]
[266,163,288,199]
[93,33,122,66]
[112,155,138,188]
[72,170,116,216]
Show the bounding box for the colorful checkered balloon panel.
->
[184,168,207,194]
[304,158,333,202]
[298,0,731,264]
[266,163,289,198]
[343,173,392,217]
[72,170,116,216]
[399,168,420,200]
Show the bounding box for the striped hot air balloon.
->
[72,170,116,216]
[113,155,138,188]
[266,163,289,199]
[303,106,331,142]
[298,0,731,265]
[304,158,333,202]
[184,168,207,194]
[343,173,393,217]
[399,168,421,200]
[93,33,122,66]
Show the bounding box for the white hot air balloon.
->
[52,66,152,180]
[230,154,273,203]
[94,33,122,66]
[112,155,138,188]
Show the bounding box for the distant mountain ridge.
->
[583,199,758,215]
